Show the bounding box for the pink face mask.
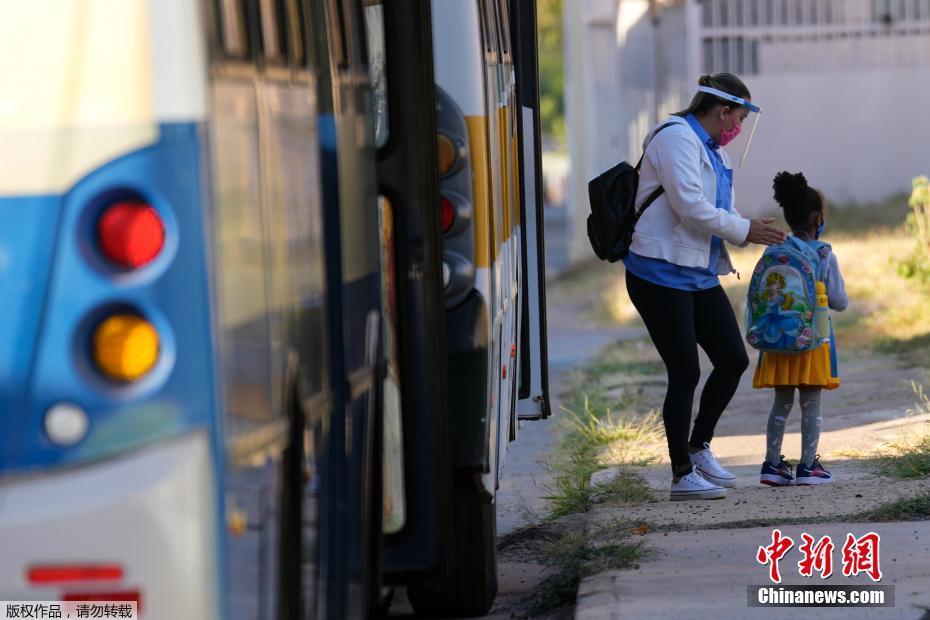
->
[719,120,741,147]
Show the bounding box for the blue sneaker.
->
[796,456,832,485]
[760,457,794,486]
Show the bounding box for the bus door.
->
[512,0,551,421]
[307,0,384,617]
[205,3,286,619]
[372,0,455,586]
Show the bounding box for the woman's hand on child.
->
[747,218,788,246]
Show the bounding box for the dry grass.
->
[872,382,930,479]
[836,382,930,479]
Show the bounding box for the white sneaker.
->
[670,471,727,501]
[690,442,737,488]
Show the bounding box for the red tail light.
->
[97,201,165,268]
[440,196,455,234]
[27,564,124,584]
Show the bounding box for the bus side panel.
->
[379,0,453,580]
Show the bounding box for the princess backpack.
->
[745,236,829,353]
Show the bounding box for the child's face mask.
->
[816,217,825,239]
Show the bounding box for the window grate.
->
[698,0,930,74]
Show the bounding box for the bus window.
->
[497,0,511,56]
[216,0,252,59]
[259,0,288,64]
[305,0,335,114]
[363,0,390,148]
[479,0,497,56]
[280,0,305,68]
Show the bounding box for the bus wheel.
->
[407,477,497,617]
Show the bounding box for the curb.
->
[575,570,623,620]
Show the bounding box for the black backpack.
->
[586,122,675,262]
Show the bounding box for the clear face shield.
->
[696,86,761,169]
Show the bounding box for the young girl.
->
[754,171,848,486]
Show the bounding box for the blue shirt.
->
[624,114,733,291]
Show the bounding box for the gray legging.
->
[765,387,822,466]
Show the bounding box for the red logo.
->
[841,532,882,582]
[757,530,883,583]
[797,533,835,579]
[756,529,795,584]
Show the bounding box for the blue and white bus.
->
[0,1,548,618]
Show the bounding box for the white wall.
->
[733,69,930,216]
[565,0,624,264]
[615,1,690,163]
[565,0,695,264]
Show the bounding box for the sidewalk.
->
[575,521,930,619]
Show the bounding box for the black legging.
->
[626,270,750,477]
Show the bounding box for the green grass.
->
[590,470,655,505]
[543,339,664,519]
[859,494,930,521]
[544,398,662,518]
[526,523,651,615]
[544,451,602,518]
[873,432,930,480]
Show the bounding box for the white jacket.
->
[629,116,751,275]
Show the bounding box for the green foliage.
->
[898,176,930,286]
[537,0,564,144]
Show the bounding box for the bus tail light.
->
[27,564,124,585]
[437,134,457,175]
[435,87,475,308]
[92,314,160,382]
[440,196,455,234]
[97,201,165,269]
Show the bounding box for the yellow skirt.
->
[753,342,840,390]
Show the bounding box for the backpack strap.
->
[634,121,678,171]
[633,121,678,221]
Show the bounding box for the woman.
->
[624,73,786,501]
